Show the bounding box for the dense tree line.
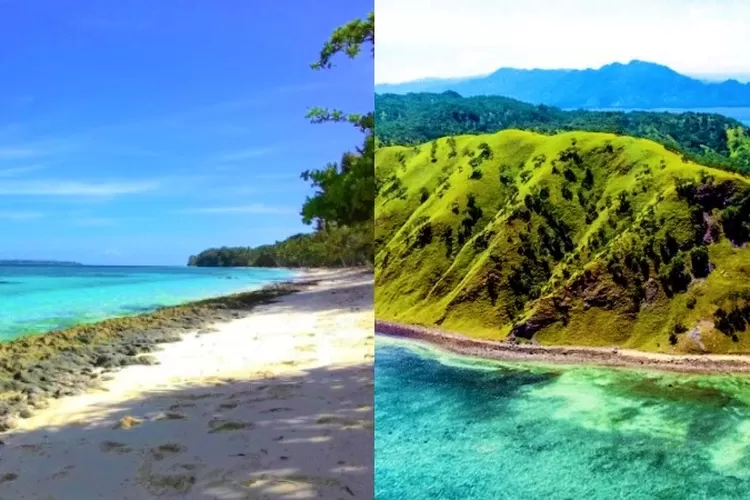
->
[375,91,750,174]
[188,222,372,268]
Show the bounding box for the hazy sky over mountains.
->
[376,0,750,83]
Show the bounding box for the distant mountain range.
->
[0,260,83,267]
[375,60,750,109]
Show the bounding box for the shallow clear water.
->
[0,265,297,341]
[375,335,750,499]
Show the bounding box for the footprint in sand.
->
[51,465,76,479]
[155,411,188,421]
[168,402,196,411]
[316,416,373,430]
[150,443,186,461]
[145,473,196,495]
[207,419,254,433]
[259,407,293,414]
[268,383,303,399]
[0,472,18,484]
[174,392,222,402]
[17,443,44,456]
[100,441,132,454]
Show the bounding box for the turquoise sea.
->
[0,265,297,341]
[375,335,750,499]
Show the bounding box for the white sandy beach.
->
[0,269,374,499]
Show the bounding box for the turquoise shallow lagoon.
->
[0,265,296,341]
[375,335,750,499]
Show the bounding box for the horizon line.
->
[374,59,750,86]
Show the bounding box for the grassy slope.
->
[375,92,750,170]
[375,130,750,354]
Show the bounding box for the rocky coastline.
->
[375,319,750,374]
[0,280,313,431]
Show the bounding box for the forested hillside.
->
[375,129,750,354]
[188,223,372,268]
[376,92,750,174]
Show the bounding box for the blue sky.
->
[0,0,373,265]
[377,0,750,83]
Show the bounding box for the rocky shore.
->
[0,280,312,431]
[0,269,373,499]
[375,320,750,374]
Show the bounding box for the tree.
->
[300,12,375,231]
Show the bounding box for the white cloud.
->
[0,147,44,160]
[0,165,45,177]
[173,204,296,215]
[376,0,750,83]
[0,180,159,196]
[0,210,44,220]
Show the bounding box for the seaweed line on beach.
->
[0,279,319,430]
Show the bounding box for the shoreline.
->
[0,267,356,430]
[375,320,750,374]
[0,268,373,498]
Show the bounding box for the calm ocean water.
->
[375,336,750,499]
[0,265,297,341]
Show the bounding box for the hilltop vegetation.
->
[376,91,750,174]
[188,222,372,268]
[375,130,750,354]
[375,60,750,109]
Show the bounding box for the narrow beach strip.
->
[375,320,750,374]
[0,268,374,498]
[0,276,312,429]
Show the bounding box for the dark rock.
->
[694,180,737,209]
[0,416,18,431]
[130,355,159,366]
[510,296,568,339]
[121,345,139,356]
[18,406,32,419]
[644,279,660,303]
[95,353,126,369]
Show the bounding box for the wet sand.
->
[376,320,750,374]
[0,269,373,499]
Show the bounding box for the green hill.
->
[375,130,750,354]
[375,92,750,174]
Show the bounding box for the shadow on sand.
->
[0,363,373,499]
